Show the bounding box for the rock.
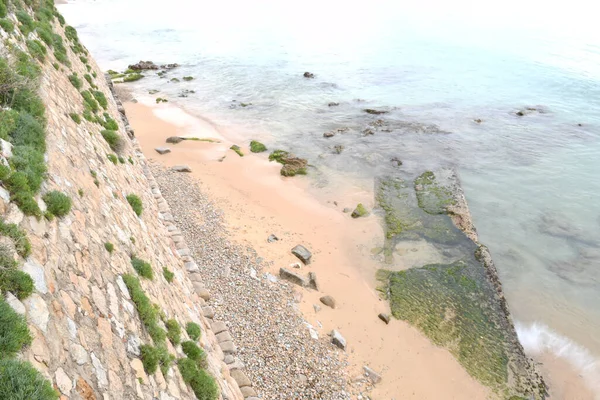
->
[351,203,368,218]
[155,147,171,155]
[219,340,237,354]
[128,60,159,70]
[267,234,279,243]
[70,343,89,365]
[166,136,184,144]
[308,272,319,291]
[279,268,308,287]
[240,386,258,397]
[333,145,344,154]
[76,377,96,400]
[231,369,252,387]
[91,352,108,387]
[378,313,391,324]
[126,335,141,356]
[197,287,211,301]
[343,207,352,213]
[216,330,233,343]
[323,131,335,138]
[22,259,48,294]
[55,367,73,394]
[171,165,191,172]
[473,118,483,124]
[24,294,49,332]
[291,245,312,264]
[320,295,336,309]
[364,109,388,115]
[331,330,346,350]
[224,354,234,364]
[363,366,382,384]
[5,292,25,315]
[328,102,339,107]
[390,157,403,167]
[160,63,180,70]
[290,262,301,269]
[211,321,228,334]
[280,157,308,177]
[0,138,13,158]
[313,304,321,313]
[202,306,215,319]
[303,72,315,78]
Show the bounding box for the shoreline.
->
[124,99,492,398]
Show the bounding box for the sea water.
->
[60,0,600,394]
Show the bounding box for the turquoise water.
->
[61,0,600,393]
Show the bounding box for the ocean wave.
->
[515,321,600,395]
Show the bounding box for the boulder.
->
[155,147,171,155]
[280,157,307,177]
[320,295,336,309]
[378,313,390,324]
[303,72,315,78]
[331,330,346,350]
[172,165,191,173]
[128,61,159,70]
[166,136,183,144]
[279,268,308,287]
[291,245,312,264]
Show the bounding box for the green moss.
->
[185,322,201,341]
[230,144,243,157]
[42,190,71,218]
[0,219,31,258]
[123,73,143,82]
[351,203,368,218]
[126,194,143,216]
[162,267,174,283]
[69,113,81,124]
[0,18,14,33]
[101,129,122,152]
[0,359,58,400]
[170,77,180,83]
[249,140,267,153]
[280,165,306,177]
[0,297,32,358]
[68,73,83,90]
[183,76,194,81]
[414,171,456,215]
[131,257,153,280]
[178,358,219,400]
[166,319,181,345]
[155,97,168,104]
[268,149,289,164]
[104,242,114,253]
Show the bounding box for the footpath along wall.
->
[0,1,254,398]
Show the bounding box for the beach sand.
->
[124,99,491,399]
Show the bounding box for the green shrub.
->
[68,73,83,90]
[64,26,78,43]
[0,244,16,269]
[166,319,181,345]
[131,257,153,280]
[26,40,47,62]
[101,129,122,151]
[14,50,41,81]
[92,90,108,109]
[42,191,71,218]
[122,274,166,344]
[118,156,125,164]
[181,341,206,366]
[162,268,174,283]
[56,13,65,26]
[10,112,45,152]
[126,194,143,216]
[0,359,58,400]
[0,19,14,33]
[16,10,34,35]
[0,269,34,300]
[84,73,93,86]
[107,154,118,165]
[70,113,81,124]
[123,73,143,82]
[0,298,32,358]
[140,344,173,375]
[104,242,114,253]
[81,90,99,113]
[53,48,70,66]
[0,220,31,258]
[78,188,83,197]
[185,322,201,341]
[36,27,53,47]
[0,165,10,180]
[0,2,6,18]
[10,145,46,193]
[0,109,19,140]
[10,191,41,218]
[178,358,219,400]
[80,56,88,64]
[82,108,94,122]
[250,140,267,153]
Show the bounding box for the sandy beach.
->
[124,99,491,399]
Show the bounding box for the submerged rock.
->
[414,171,456,215]
[323,131,335,138]
[328,102,339,107]
[303,72,315,78]
[390,157,403,167]
[230,145,244,157]
[291,245,312,264]
[364,109,388,115]
[250,140,267,153]
[333,145,344,155]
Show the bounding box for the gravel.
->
[151,164,350,400]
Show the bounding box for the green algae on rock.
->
[351,203,368,218]
[414,170,456,214]
[250,140,267,153]
[268,149,308,176]
[230,145,244,157]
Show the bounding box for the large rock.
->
[128,60,159,70]
[320,295,336,309]
[378,313,391,324]
[155,147,171,155]
[291,245,312,264]
[166,136,184,144]
[172,165,191,173]
[279,268,308,287]
[24,294,49,332]
[331,330,346,350]
[303,72,315,78]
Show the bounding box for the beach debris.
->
[291,245,312,264]
[390,157,403,167]
[154,147,171,155]
[378,313,391,324]
[363,366,382,384]
[303,71,315,78]
[265,273,278,283]
[328,102,339,107]
[267,234,279,243]
[320,295,336,309]
[364,108,388,115]
[172,165,192,173]
[331,330,347,350]
[279,268,309,287]
[166,136,183,144]
[351,204,368,218]
[308,272,319,291]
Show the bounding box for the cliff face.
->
[0,2,246,399]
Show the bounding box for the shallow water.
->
[61,0,600,394]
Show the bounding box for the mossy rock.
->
[414,171,456,215]
[230,145,243,157]
[268,150,307,177]
[249,140,267,153]
[351,203,368,218]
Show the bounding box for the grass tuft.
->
[166,319,181,345]
[131,257,153,280]
[185,322,201,341]
[0,359,58,400]
[42,190,72,218]
[126,194,143,216]
[162,268,174,283]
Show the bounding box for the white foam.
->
[515,321,600,394]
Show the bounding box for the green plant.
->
[69,113,81,124]
[80,56,89,64]
[140,344,172,375]
[122,274,166,344]
[181,341,206,366]
[166,319,181,345]
[106,154,117,165]
[178,358,219,400]
[268,149,290,164]
[170,77,180,83]
[64,25,79,43]
[155,97,168,104]
[185,322,202,341]
[0,298,32,358]
[104,242,114,253]
[0,2,6,18]
[0,359,58,400]
[26,40,47,62]
[126,194,143,216]
[162,268,174,283]
[78,188,84,197]
[0,220,31,258]
[102,113,119,130]
[16,10,34,35]
[0,109,19,140]
[0,19,14,33]
[92,90,108,109]
[101,130,122,152]
[0,269,34,300]
[81,90,99,113]
[42,191,72,218]
[68,73,83,90]
[118,156,125,164]
[131,257,153,280]
[128,156,134,164]
[250,140,267,153]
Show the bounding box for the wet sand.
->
[124,99,490,399]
